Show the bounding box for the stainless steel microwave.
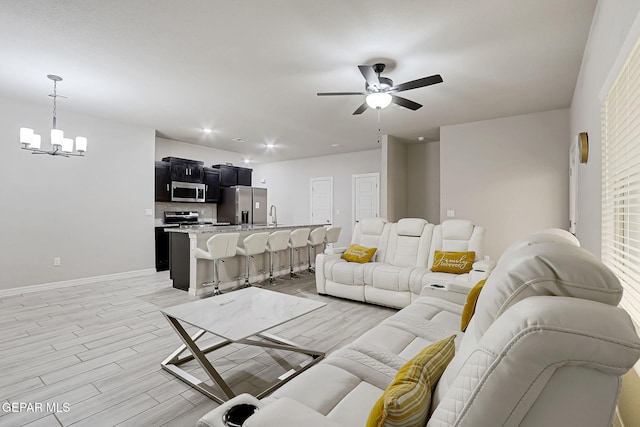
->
[171,181,205,203]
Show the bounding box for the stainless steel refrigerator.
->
[218,186,267,225]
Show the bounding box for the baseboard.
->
[0,269,157,297]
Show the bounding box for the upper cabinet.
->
[155,161,171,202]
[203,167,221,202]
[212,164,252,187]
[155,157,247,203]
[162,157,204,183]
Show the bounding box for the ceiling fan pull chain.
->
[377,108,381,144]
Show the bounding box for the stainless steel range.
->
[163,211,230,228]
[164,211,213,226]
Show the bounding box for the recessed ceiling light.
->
[233,137,247,143]
[331,143,340,147]
[202,128,213,134]
[266,143,275,148]
[418,136,425,141]
[243,158,251,164]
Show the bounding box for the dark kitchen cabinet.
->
[155,161,171,202]
[162,157,204,183]
[204,167,221,202]
[237,167,252,186]
[213,164,237,186]
[155,227,170,271]
[212,165,252,186]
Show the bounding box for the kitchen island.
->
[165,224,327,297]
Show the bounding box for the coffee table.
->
[161,287,326,403]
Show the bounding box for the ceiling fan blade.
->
[391,74,443,93]
[317,92,366,96]
[353,102,369,115]
[391,95,422,111]
[358,65,380,87]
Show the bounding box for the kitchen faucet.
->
[269,205,277,226]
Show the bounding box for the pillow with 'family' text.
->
[431,250,475,274]
[341,244,377,263]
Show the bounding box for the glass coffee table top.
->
[162,287,326,341]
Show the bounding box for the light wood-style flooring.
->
[0,272,396,426]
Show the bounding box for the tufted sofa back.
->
[428,237,636,427]
[350,218,390,262]
[382,218,434,268]
[427,220,484,269]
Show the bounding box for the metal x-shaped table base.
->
[161,314,325,404]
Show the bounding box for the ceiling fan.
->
[317,63,443,115]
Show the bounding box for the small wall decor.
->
[578,131,589,164]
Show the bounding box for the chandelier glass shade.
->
[365,92,392,109]
[20,75,87,157]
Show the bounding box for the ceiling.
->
[0,0,597,164]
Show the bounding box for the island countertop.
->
[164,223,327,234]
[166,223,329,297]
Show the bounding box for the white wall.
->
[382,136,408,222]
[252,149,381,247]
[0,96,156,289]
[407,142,440,223]
[440,109,570,260]
[571,0,640,257]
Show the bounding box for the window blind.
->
[602,35,640,326]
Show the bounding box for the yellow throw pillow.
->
[366,335,456,427]
[431,250,475,274]
[460,279,486,332]
[341,244,377,263]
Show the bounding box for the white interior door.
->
[310,177,333,225]
[352,173,380,224]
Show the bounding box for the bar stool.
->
[323,226,342,253]
[306,228,326,273]
[194,233,240,295]
[265,230,291,284]
[236,232,270,287]
[288,228,310,278]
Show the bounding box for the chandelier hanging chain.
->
[52,79,57,129]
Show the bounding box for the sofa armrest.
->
[325,246,347,255]
[244,397,344,427]
[420,284,468,305]
[472,259,496,272]
[197,394,263,427]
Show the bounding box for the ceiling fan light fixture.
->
[366,92,392,109]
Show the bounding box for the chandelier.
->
[20,75,87,157]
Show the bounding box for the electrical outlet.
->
[53,257,61,266]
[145,209,153,216]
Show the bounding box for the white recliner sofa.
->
[316,218,492,308]
[197,229,640,427]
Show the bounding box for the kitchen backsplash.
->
[155,202,217,222]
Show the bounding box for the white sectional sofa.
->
[316,218,493,308]
[198,229,640,427]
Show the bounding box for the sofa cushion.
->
[430,250,475,274]
[433,241,624,410]
[396,218,428,237]
[341,244,377,263]
[361,218,388,235]
[366,335,456,427]
[352,218,391,262]
[472,242,622,337]
[460,279,486,332]
[428,220,484,269]
[383,222,434,268]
